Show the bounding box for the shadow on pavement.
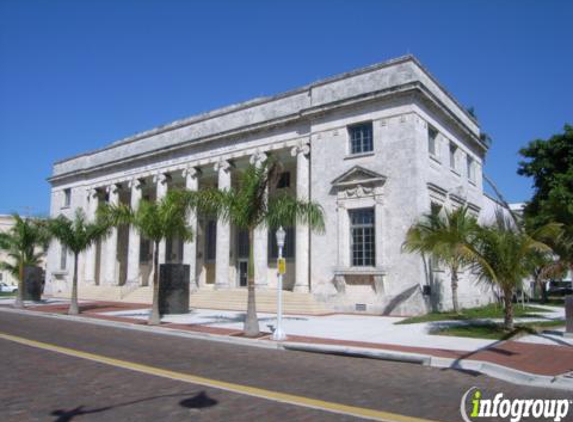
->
[50,390,218,421]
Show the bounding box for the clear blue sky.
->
[0,0,571,216]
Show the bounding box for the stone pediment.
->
[331,166,387,188]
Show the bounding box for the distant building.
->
[45,55,496,315]
[0,215,46,286]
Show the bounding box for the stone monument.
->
[158,264,190,315]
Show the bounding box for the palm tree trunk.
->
[244,229,260,337]
[149,240,161,325]
[69,253,80,315]
[451,267,460,314]
[503,288,514,331]
[14,262,25,309]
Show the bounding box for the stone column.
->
[84,188,99,284]
[214,160,232,289]
[291,143,311,293]
[183,166,200,290]
[154,173,169,265]
[102,184,120,285]
[126,178,143,285]
[250,151,268,289]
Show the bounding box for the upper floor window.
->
[467,156,476,182]
[348,122,373,155]
[205,220,217,262]
[428,126,438,156]
[63,188,71,208]
[349,208,375,267]
[237,229,249,259]
[268,226,295,259]
[449,142,458,171]
[60,244,68,270]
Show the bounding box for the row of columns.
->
[82,145,310,292]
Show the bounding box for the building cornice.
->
[49,56,483,184]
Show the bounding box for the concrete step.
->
[189,289,330,315]
[64,286,332,315]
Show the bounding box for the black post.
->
[565,296,573,338]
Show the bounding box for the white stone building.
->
[45,55,496,315]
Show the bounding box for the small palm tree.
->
[100,191,193,325]
[403,206,479,313]
[47,209,111,315]
[468,216,555,331]
[178,159,325,337]
[0,214,50,308]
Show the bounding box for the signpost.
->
[272,227,287,341]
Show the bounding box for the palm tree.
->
[178,159,325,337]
[99,191,193,325]
[467,215,555,331]
[47,209,111,315]
[403,206,479,314]
[0,214,50,308]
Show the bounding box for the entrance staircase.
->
[54,286,331,316]
[188,289,331,315]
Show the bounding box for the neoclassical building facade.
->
[45,55,495,315]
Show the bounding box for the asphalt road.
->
[0,310,569,422]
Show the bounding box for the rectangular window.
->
[63,188,71,208]
[349,208,375,267]
[237,229,249,259]
[428,126,438,156]
[348,122,373,155]
[277,172,290,189]
[60,244,68,270]
[139,238,151,262]
[449,142,458,170]
[268,226,295,259]
[206,220,217,261]
[467,156,475,182]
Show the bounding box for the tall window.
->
[349,208,375,267]
[60,244,68,270]
[206,220,217,261]
[268,226,295,259]
[63,188,71,208]
[348,122,373,154]
[237,229,249,259]
[467,156,476,182]
[428,126,438,156]
[449,142,458,170]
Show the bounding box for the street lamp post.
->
[272,226,287,341]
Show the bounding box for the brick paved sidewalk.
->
[12,300,573,379]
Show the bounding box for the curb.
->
[283,342,573,392]
[0,306,280,351]
[1,306,571,392]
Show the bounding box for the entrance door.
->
[238,260,248,287]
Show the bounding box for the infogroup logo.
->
[460,387,571,422]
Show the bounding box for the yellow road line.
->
[0,332,442,422]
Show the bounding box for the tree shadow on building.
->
[382,284,420,316]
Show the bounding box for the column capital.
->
[290,142,310,157]
[87,187,99,199]
[128,178,144,190]
[105,183,121,195]
[249,150,268,166]
[182,166,201,179]
[214,159,233,173]
[152,173,171,185]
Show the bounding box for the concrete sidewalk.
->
[1,297,571,390]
